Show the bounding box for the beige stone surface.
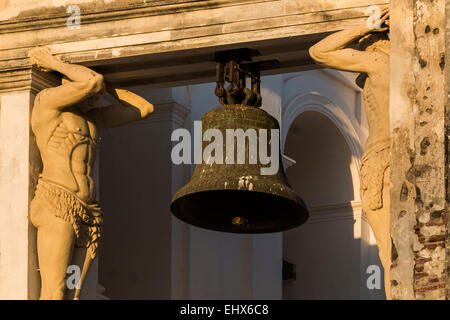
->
[0,91,40,299]
[98,100,191,299]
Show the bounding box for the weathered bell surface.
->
[170,104,309,233]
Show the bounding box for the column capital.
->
[0,67,61,94]
[390,0,449,300]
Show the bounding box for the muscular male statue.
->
[309,10,391,298]
[28,47,154,299]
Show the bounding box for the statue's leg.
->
[30,200,75,300]
[363,167,391,299]
[66,246,94,300]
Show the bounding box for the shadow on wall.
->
[282,111,384,300]
[98,121,174,299]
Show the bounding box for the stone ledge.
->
[0,67,61,94]
[0,0,275,32]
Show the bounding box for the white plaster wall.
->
[98,118,173,299]
[282,70,368,151]
[162,70,378,300]
[283,111,361,299]
[284,111,356,206]
[97,87,190,299]
[0,92,40,299]
[280,69,384,300]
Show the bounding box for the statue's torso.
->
[34,108,100,203]
[362,71,390,152]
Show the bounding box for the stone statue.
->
[28,47,154,300]
[309,10,391,298]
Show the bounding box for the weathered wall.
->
[283,112,364,299]
[390,0,448,300]
[0,92,39,299]
[98,87,190,299]
[445,0,450,300]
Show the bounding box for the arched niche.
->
[285,111,356,205]
[282,109,366,300]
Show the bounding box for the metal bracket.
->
[214,48,279,107]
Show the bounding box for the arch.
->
[282,110,364,299]
[282,92,364,172]
[281,78,380,299]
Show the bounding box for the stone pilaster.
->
[0,67,60,299]
[390,0,448,300]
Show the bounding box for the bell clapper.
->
[231,217,249,229]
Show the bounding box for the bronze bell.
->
[170,49,309,233]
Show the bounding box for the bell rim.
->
[171,103,307,233]
[170,189,309,234]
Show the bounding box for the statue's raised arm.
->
[309,9,389,74]
[29,47,105,111]
[86,82,154,131]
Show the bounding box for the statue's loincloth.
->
[360,138,390,212]
[33,177,103,259]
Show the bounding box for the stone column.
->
[0,68,59,299]
[98,87,191,299]
[390,0,449,300]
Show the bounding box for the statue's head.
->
[358,32,390,55]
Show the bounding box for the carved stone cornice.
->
[0,67,61,94]
[306,201,364,224]
[0,0,389,89]
[0,0,270,34]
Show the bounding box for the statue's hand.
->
[361,7,389,35]
[373,8,389,32]
[28,47,63,72]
